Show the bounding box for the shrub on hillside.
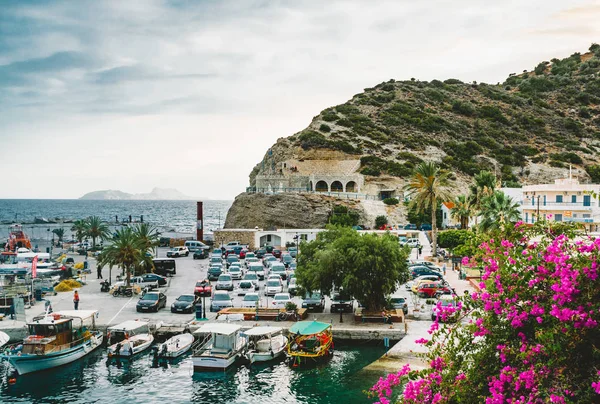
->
[319,123,331,133]
[375,215,388,229]
[585,165,600,183]
[451,100,476,116]
[383,198,399,206]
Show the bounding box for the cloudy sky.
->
[1,0,599,200]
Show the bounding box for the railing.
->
[191,334,212,355]
[564,218,595,223]
[520,201,596,208]
[245,187,381,200]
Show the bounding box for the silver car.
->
[216,274,234,291]
[210,291,233,312]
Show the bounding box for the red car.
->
[194,279,212,297]
[273,249,282,259]
[417,282,451,298]
[239,249,247,259]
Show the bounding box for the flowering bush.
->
[371,222,600,403]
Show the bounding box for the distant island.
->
[79,187,196,200]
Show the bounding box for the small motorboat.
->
[242,326,287,364]
[107,334,154,358]
[286,320,334,367]
[191,323,246,371]
[152,333,194,359]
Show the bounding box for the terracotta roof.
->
[442,201,455,209]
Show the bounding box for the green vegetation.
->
[328,205,360,227]
[586,165,600,182]
[383,197,399,205]
[295,226,409,311]
[375,215,388,229]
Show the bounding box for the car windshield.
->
[289,278,297,285]
[142,293,159,301]
[267,281,280,287]
[170,248,179,251]
[272,267,284,272]
[275,295,289,301]
[210,258,221,263]
[333,293,351,300]
[440,300,457,307]
[391,298,405,303]
[218,275,231,281]
[213,293,230,301]
[239,282,252,288]
[244,294,259,301]
[227,256,238,261]
[306,293,321,299]
[244,274,257,279]
[178,295,195,302]
[230,267,240,272]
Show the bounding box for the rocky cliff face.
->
[224,192,367,229]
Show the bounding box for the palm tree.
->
[451,195,473,229]
[469,170,498,227]
[71,220,87,243]
[132,223,160,275]
[84,216,110,250]
[52,228,65,245]
[404,162,453,257]
[479,191,521,233]
[99,227,144,287]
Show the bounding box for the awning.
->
[108,320,149,331]
[194,322,242,336]
[241,326,282,337]
[289,321,331,335]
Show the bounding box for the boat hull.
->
[4,332,103,375]
[107,334,154,358]
[157,334,194,359]
[248,335,288,364]
[192,352,241,371]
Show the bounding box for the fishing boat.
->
[191,323,246,371]
[286,320,334,367]
[242,326,287,364]
[152,333,195,359]
[106,320,154,358]
[0,310,103,375]
[5,224,32,252]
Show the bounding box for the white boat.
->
[242,326,287,364]
[153,333,194,359]
[106,320,154,358]
[191,323,246,371]
[0,310,103,375]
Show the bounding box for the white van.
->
[184,240,209,252]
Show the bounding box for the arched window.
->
[346,181,357,193]
[315,181,328,192]
[331,181,343,192]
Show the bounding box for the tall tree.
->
[479,190,521,233]
[85,216,110,250]
[99,227,143,287]
[132,223,160,275]
[469,170,498,227]
[296,226,409,311]
[450,195,473,229]
[52,228,65,244]
[71,220,87,243]
[404,162,453,257]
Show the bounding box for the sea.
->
[0,199,233,242]
[0,199,392,403]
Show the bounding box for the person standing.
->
[97,263,103,279]
[442,263,447,276]
[73,290,80,310]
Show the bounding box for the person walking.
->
[73,290,80,310]
[442,263,447,276]
[97,263,103,279]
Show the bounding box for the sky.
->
[0,0,599,200]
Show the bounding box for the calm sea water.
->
[0,200,232,240]
[0,344,386,404]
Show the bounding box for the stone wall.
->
[213,229,258,250]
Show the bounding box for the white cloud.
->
[0,0,598,199]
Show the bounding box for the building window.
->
[525,212,528,223]
[267,235,272,242]
[555,214,563,222]
[572,195,577,203]
[556,195,563,203]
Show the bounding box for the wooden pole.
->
[196,202,204,242]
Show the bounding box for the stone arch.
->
[315,180,328,192]
[309,181,314,192]
[331,181,343,192]
[346,181,357,193]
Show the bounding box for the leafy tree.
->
[405,201,442,228]
[52,228,65,244]
[375,215,388,229]
[450,195,473,229]
[84,216,110,250]
[296,226,409,311]
[71,220,87,243]
[469,170,498,227]
[132,223,161,275]
[479,190,521,233]
[99,227,144,287]
[371,222,600,403]
[586,165,600,183]
[383,197,399,205]
[329,205,360,227]
[437,229,473,254]
[404,162,453,257]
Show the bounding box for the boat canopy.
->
[194,323,242,336]
[289,321,331,336]
[108,320,149,332]
[241,326,282,337]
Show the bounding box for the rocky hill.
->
[227,44,600,229]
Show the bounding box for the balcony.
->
[564,218,596,223]
[521,201,595,210]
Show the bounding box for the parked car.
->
[193,249,208,259]
[265,245,274,254]
[412,277,446,294]
[239,249,248,259]
[225,241,244,248]
[120,274,166,290]
[136,291,167,312]
[210,291,233,312]
[208,266,223,281]
[288,277,299,295]
[232,246,245,256]
[245,257,260,268]
[389,297,409,315]
[417,282,452,298]
[228,265,243,280]
[171,294,197,313]
[288,262,297,271]
[404,224,417,230]
[406,274,444,290]
[431,295,459,322]
[281,254,294,268]
[419,224,432,231]
[184,240,210,252]
[216,274,234,291]
[410,266,440,279]
[263,254,277,267]
[411,261,442,272]
[270,262,288,280]
[226,255,240,268]
[152,258,176,276]
[242,273,260,289]
[209,256,223,266]
[302,291,325,312]
[241,292,260,308]
[265,279,283,296]
[287,247,298,258]
[330,291,354,313]
[247,262,265,280]
[236,280,255,296]
[272,249,282,259]
[271,293,292,309]
[245,252,256,261]
[194,279,212,297]
[255,248,266,258]
[167,246,189,258]
[405,238,420,248]
[398,236,408,245]
[224,248,236,257]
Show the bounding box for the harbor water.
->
[0,344,387,404]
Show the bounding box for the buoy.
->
[8,378,16,384]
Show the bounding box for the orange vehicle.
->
[6,224,32,252]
